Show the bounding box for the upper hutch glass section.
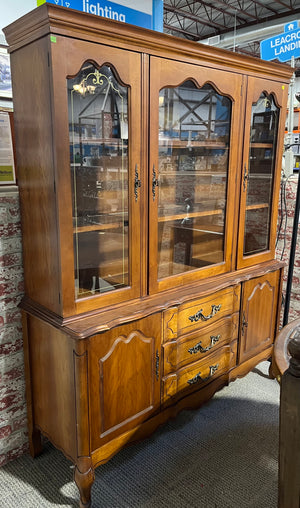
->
[157,81,231,279]
[68,63,129,299]
[244,92,279,256]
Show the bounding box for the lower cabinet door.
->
[238,270,280,364]
[89,314,161,451]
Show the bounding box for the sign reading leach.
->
[260,21,300,62]
[37,0,163,31]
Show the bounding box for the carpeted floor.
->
[0,361,280,507]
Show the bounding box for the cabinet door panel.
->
[148,56,243,293]
[50,37,143,315]
[237,77,288,269]
[89,315,161,451]
[238,271,280,363]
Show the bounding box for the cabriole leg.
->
[74,458,95,508]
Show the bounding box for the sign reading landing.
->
[37,0,163,31]
[260,21,300,62]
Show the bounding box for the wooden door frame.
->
[237,76,289,270]
[49,36,144,316]
[148,56,244,294]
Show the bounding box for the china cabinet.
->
[4,5,292,507]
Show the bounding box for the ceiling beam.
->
[163,1,300,45]
[163,22,200,39]
[164,1,248,24]
[204,7,300,40]
[164,4,227,30]
[208,0,259,21]
[271,0,294,7]
[246,0,279,15]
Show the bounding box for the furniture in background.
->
[4,5,292,507]
[273,318,300,508]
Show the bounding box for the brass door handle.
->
[155,350,159,381]
[243,163,249,191]
[152,164,159,201]
[241,311,248,336]
[134,164,141,202]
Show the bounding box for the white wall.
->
[1,1,37,44]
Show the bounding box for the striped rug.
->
[0,361,279,507]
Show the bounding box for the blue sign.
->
[260,21,300,62]
[37,0,163,32]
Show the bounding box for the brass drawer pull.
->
[189,304,221,323]
[188,335,220,355]
[187,364,219,385]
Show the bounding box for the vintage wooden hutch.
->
[4,5,292,507]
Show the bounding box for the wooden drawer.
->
[162,341,237,405]
[163,313,239,375]
[163,285,240,341]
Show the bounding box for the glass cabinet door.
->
[244,93,278,255]
[65,54,142,305]
[68,63,129,299]
[237,77,288,269]
[149,57,243,293]
[157,82,230,277]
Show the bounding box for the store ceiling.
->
[163,0,300,60]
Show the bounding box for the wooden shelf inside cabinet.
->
[246,203,269,211]
[158,248,224,278]
[74,223,123,233]
[250,142,273,148]
[77,273,129,298]
[71,163,127,170]
[158,209,223,222]
[75,137,126,145]
[74,213,128,233]
[160,171,227,178]
[192,249,224,262]
[248,173,273,179]
[159,139,228,149]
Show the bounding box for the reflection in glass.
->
[157,81,231,279]
[68,63,129,299]
[244,93,279,255]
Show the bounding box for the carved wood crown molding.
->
[4,4,293,82]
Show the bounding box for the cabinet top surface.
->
[4,4,292,81]
[21,260,284,339]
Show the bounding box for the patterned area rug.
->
[0,361,279,507]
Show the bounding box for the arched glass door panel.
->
[243,92,279,256]
[157,81,231,279]
[68,62,129,299]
